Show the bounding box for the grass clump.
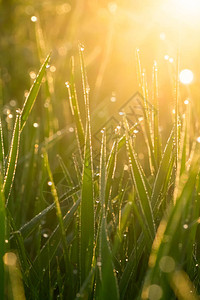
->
[1,40,200,300]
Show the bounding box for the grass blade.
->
[67,56,85,148]
[30,199,80,286]
[125,118,155,242]
[43,151,73,291]
[98,130,119,300]
[142,153,200,299]
[151,129,174,210]
[152,61,162,165]
[21,53,51,130]
[0,118,5,174]
[79,45,94,284]
[3,113,21,202]
[136,49,157,173]
[0,176,5,299]
[98,215,120,300]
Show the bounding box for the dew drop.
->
[16,109,21,114]
[65,81,70,88]
[43,233,48,238]
[80,44,84,52]
[124,164,129,171]
[29,71,36,79]
[8,114,13,119]
[110,92,116,103]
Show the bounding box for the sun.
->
[175,0,200,17]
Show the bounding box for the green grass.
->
[1,15,200,300]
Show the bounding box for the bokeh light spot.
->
[148,284,163,300]
[159,256,175,273]
[180,69,194,85]
[31,16,37,22]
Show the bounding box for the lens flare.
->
[179,69,194,85]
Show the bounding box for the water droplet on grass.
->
[43,233,48,238]
[8,114,13,119]
[124,164,129,171]
[65,81,70,88]
[80,44,84,52]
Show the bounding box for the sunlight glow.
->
[174,0,200,17]
[179,69,194,85]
